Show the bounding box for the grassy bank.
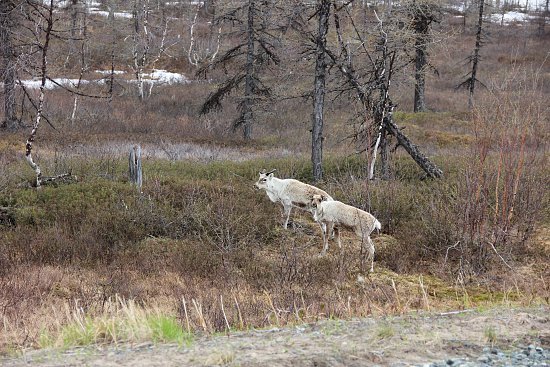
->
[1,151,548,353]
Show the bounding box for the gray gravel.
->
[2,307,549,367]
[427,345,549,367]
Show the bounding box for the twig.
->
[192,298,207,332]
[264,291,280,326]
[220,295,231,335]
[182,296,190,333]
[233,294,244,330]
[419,275,430,311]
[391,278,401,311]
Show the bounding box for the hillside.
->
[0,0,549,356]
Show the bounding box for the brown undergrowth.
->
[1,18,549,356]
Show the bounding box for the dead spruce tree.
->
[406,0,441,113]
[199,0,282,140]
[0,0,19,129]
[457,0,487,109]
[327,4,442,179]
[311,0,331,182]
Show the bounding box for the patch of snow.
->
[19,78,90,90]
[85,0,101,7]
[491,11,536,24]
[19,71,189,90]
[95,70,126,75]
[143,70,189,85]
[449,3,466,12]
[41,0,70,7]
[89,9,133,18]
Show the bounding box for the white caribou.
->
[254,169,333,231]
[311,194,381,272]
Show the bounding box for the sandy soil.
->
[2,306,549,367]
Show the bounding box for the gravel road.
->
[3,306,549,367]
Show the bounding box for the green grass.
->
[148,315,191,344]
[375,324,395,339]
[484,326,498,345]
[36,299,193,349]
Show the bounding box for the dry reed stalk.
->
[233,294,244,330]
[493,141,504,226]
[300,291,308,321]
[457,276,471,308]
[419,276,430,311]
[192,298,207,332]
[181,296,190,333]
[264,291,280,326]
[220,295,230,334]
[391,278,402,312]
[293,299,302,322]
[507,133,526,223]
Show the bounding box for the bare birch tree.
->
[130,0,170,100]
[24,0,55,187]
[15,0,76,186]
[188,1,222,68]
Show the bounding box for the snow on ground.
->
[19,78,91,90]
[143,70,189,85]
[165,1,204,5]
[88,9,133,19]
[94,70,126,75]
[491,10,537,24]
[18,70,189,90]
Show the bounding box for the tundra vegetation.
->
[0,0,549,354]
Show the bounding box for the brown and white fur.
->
[311,194,381,272]
[254,169,333,231]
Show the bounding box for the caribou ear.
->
[260,169,266,174]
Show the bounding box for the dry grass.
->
[1,11,550,355]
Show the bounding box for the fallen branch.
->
[41,173,76,186]
[385,117,443,178]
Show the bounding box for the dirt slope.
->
[3,307,549,367]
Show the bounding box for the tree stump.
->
[129,145,143,193]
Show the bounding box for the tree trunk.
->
[538,0,549,35]
[0,1,17,129]
[413,16,428,112]
[129,145,143,193]
[385,116,442,178]
[312,0,330,182]
[26,2,55,188]
[469,0,484,109]
[379,128,390,179]
[463,0,468,32]
[243,0,255,140]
